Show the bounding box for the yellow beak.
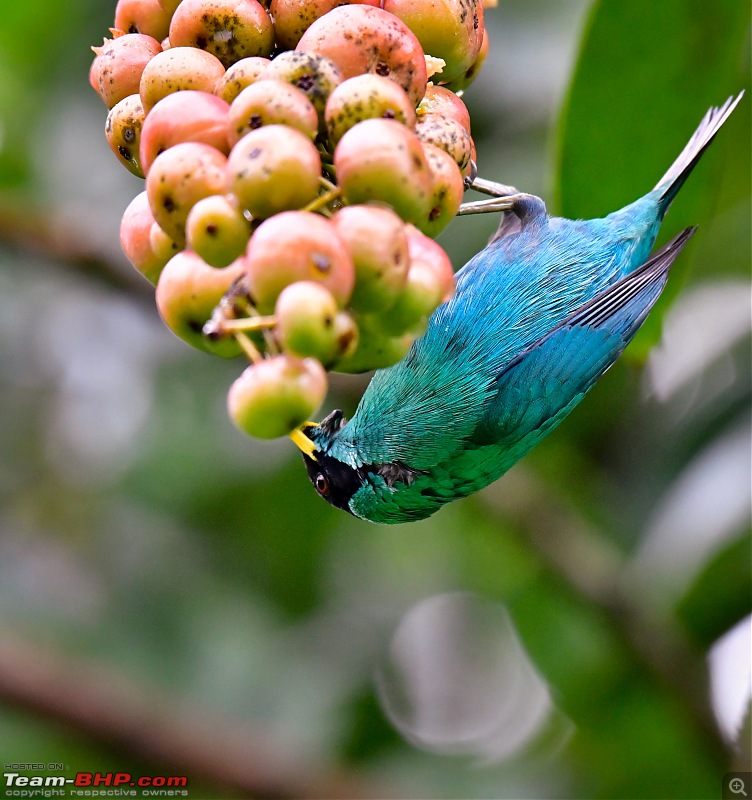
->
[288,426,317,460]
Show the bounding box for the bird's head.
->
[289,409,366,515]
[290,409,427,520]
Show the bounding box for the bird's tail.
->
[655,92,744,216]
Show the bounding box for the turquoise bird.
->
[294,95,742,524]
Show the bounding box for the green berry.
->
[186,194,250,267]
[227,355,328,438]
[275,281,339,362]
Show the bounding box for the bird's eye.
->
[315,473,329,495]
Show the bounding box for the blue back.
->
[323,192,663,469]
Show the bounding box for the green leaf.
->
[556,0,748,222]
[554,0,750,359]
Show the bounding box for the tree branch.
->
[0,626,392,800]
[0,201,153,303]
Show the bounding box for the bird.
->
[292,94,743,524]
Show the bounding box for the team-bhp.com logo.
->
[4,771,188,797]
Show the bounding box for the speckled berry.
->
[417,141,464,237]
[296,6,428,106]
[415,112,473,172]
[169,0,274,68]
[106,94,146,177]
[96,33,162,108]
[214,55,270,102]
[156,250,244,357]
[261,50,343,128]
[245,211,354,312]
[186,194,250,267]
[382,0,484,84]
[227,79,318,145]
[325,73,416,146]
[334,118,432,225]
[146,142,229,244]
[140,47,226,112]
[227,125,321,219]
[331,205,409,312]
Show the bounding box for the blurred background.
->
[0,0,749,797]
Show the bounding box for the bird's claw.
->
[463,160,479,190]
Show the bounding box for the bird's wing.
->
[473,227,696,447]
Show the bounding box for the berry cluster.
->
[91,0,489,441]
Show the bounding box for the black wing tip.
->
[567,227,696,330]
[656,92,744,209]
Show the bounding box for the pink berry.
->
[331,205,409,312]
[114,0,172,41]
[296,6,428,106]
[156,250,244,357]
[334,118,433,225]
[96,33,162,108]
[139,90,230,174]
[245,211,354,312]
[120,191,171,284]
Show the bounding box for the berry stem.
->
[304,184,342,214]
[218,315,277,332]
[234,332,264,364]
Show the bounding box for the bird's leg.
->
[462,161,519,197]
[457,193,527,215]
[468,176,520,198]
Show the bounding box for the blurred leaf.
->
[677,531,752,648]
